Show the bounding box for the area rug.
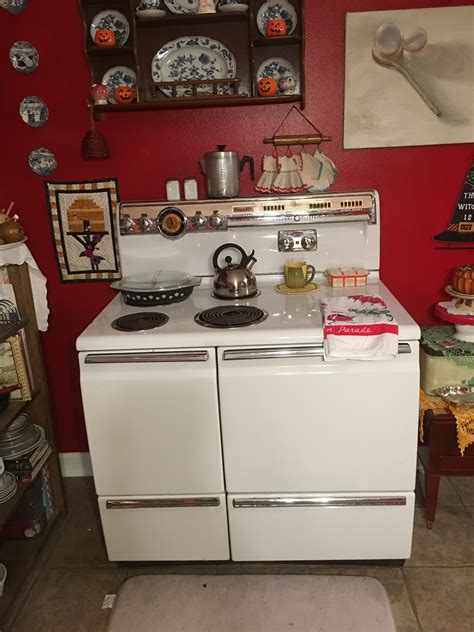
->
[106,574,396,632]
[45,178,120,282]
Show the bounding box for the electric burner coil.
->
[195,306,268,329]
[112,312,169,332]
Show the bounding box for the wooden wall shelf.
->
[78,0,305,114]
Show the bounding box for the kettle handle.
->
[240,156,255,181]
[213,243,247,272]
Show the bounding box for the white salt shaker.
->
[184,178,198,200]
[166,179,181,201]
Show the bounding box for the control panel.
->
[119,192,377,238]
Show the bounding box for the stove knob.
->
[281,235,294,251]
[209,210,224,230]
[302,234,317,250]
[138,213,153,232]
[192,211,206,230]
[121,214,135,233]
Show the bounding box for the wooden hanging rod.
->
[264,134,332,146]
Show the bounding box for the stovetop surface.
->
[77,275,420,352]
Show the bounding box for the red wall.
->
[0,0,472,453]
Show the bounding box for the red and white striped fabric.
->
[321,295,399,361]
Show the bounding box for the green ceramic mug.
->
[285,261,316,289]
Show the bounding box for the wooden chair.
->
[418,408,474,527]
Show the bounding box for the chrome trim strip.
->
[224,344,411,361]
[232,497,407,509]
[106,497,220,510]
[85,351,209,364]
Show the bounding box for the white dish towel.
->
[321,295,399,361]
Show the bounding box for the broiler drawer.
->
[98,494,230,561]
[228,492,415,561]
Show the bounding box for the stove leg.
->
[425,473,440,527]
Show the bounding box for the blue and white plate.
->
[19,96,49,128]
[164,0,217,14]
[256,57,299,95]
[28,148,57,176]
[102,66,137,104]
[152,36,236,97]
[1,0,28,15]
[9,41,38,74]
[256,0,297,36]
[90,10,130,46]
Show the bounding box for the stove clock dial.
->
[157,207,187,239]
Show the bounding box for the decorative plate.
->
[257,0,297,36]
[19,96,49,128]
[0,238,28,251]
[90,10,130,46]
[101,66,137,103]
[164,0,217,14]
[1,0,28,15]
[256,57,299,95]
[151,36,236,97]
[9,41,38,74]
[445,285,474,300]
[28,148,57,176]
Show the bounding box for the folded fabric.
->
[0,244,50,331]
[321,295,399,361]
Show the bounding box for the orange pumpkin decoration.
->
[267,18,287,37]
[114,85,136,105]
[257,77,278,97]
[95,29,116,47]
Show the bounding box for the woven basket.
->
[82,129,110,161]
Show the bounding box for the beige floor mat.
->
[107,574,396,632]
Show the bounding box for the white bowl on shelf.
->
[217,3,249,12]
[136,8,167,17]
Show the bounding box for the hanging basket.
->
[81,129,110,161]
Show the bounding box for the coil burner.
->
[194,306,268,329]
[112,312,169,332]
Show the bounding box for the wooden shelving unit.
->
[78,0,305,114]
[0,263,65,627]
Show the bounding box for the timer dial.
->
[157,207,187,239]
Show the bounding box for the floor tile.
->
[405,567,474,632]
[415,469,462,508]
[450,476,474,506]
[63,476,96,510]
[10,568,125,632]
[407,507,474,567]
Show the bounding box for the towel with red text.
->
[321,295,399,361]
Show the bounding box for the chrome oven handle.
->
[232,496,407,509]
[85,351,209,364]
[106,497,220,510]
[223,343,411,361]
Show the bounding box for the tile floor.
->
[3,470,474,632]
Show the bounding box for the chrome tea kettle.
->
[200,145,255,198]
[212,243,258,299]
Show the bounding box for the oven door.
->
[79,349,224,496]
[218,343,419,493]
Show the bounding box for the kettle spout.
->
[244,250,257,270]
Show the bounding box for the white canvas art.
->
[344,6,474,149]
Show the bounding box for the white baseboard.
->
[59,452,93,477]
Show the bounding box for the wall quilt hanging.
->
[45,179,121,282]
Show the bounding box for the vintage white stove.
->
[77,191,420,562]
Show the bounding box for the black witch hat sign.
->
[434,162,474,243]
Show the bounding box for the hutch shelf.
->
[0,264,65,627]
[78,0,306,114]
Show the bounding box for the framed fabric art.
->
[45,178,121,282]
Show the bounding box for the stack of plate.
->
[0,414,44,461]
[0,471,17,504]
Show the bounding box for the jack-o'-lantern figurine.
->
[95,29,116,47]
[114,85,136,105]
[257,77,278,97]
[267,18,287,37]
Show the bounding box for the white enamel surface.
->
[79,349,224,495]
[219,342,419,493]
[227,492,415,561]
[76,278,419,351]
[99,494,229,561]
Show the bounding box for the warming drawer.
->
[99,494,230,561]
[218,343,420,493]
[79,349,224,496]
[228,492,415,561]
